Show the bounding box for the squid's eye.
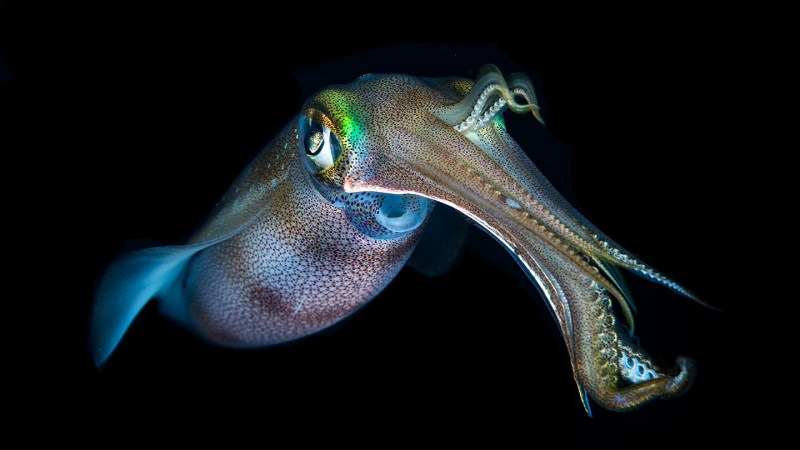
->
[299,116,342,172]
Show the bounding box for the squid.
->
[92,64,702,414]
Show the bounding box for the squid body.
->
[92,65,701,414]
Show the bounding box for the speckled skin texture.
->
[93,66,700,414]
[183,126,422,345]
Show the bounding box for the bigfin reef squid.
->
[92,64,707,415]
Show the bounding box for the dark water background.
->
[2,2,763,445]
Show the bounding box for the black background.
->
[2,2,765,445]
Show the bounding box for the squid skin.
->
[92,64,702,414]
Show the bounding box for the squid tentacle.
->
[441,65,706,328]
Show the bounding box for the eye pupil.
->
[304,130,324,156]
[298,116,343,173]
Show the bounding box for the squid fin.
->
[91,243,217,367]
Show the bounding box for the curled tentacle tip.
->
[532,108,545,125]
[663,356,697,398]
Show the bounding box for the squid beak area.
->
[345,117,696,413]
